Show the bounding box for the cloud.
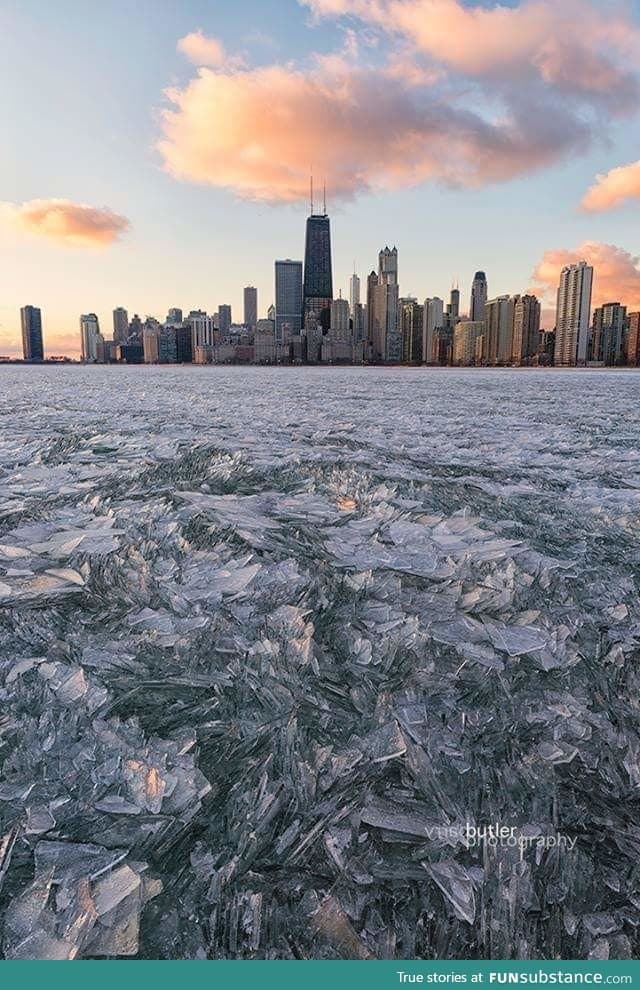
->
[157,57,592,203]
[1,199,130,247]
[300,0,640,109]
[532,242,640,314]
[177,30,244,68]
[581,160,640,212]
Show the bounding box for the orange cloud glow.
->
[2,199,130,247]
[581,160,640,213]
[532,242,640,313]
[157,59,591,202]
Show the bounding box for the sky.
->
[1,0,640,356]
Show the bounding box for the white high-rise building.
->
[422,297,444,364]
[192,313,216,349]
[555,261,593,366]
[80,313,100,363]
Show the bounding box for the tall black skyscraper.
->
[20,305,44,361]
[303,187,333,332]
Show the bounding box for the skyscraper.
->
[243,287,258,330]
[275,260,303,343]
[370,246,400,361]
[303,205,333,332]
[113,307,129,344]
[330,297,350,339]
[20,306,44,361]
[592,302,626,365]
[422,297,444,365]
[218,305,232,334]
[80,313,100,363]
[484,295,514,365]
[626,312,640,366]
[448,286,460,321]
[512,295,541,365]
[349,272,360,319]
[470,271,488,322]
[555,261,593,366]
[402,300,424,364]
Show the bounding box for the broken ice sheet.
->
[2,366,640,959]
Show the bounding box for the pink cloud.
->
[177,30,244,69]
[532,242,640,314]
[157,59,590,203]
[2,199,130,247]
[301,0,640,108]
[581,160,640,213]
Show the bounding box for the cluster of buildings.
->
[14,208,640,369]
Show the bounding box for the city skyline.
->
[2,0,640,357]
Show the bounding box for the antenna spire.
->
[310,169,314,215]
[323,179,326,215]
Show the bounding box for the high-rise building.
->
[555,261,593,366]
[113,307,129,344]
[470,271,488,322]
[402,300,424,364]
[349,272,360,319]
[166,308,183,326]
[218,305,232,334]
[303,207,333,331]
[143,324,160,363]
[591,302,626,365]
[511,295,541,365]
[330,296,350,339]
[484,295,514,365]
[454,321,485,365]
[366,271,378,345]
[129,314,143,341]
[80,313,100,363]
[175,325,193,363]
[243,287,258,330]
[448,286,460,321]
[370,247,400,361]
[21,306,44,361]
[422,297,444,364]
[626,312,640,366]
[192,313,216,350]
[275,260,303,343]
[352,303,365,342]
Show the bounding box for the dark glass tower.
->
[303,212,333,331]
[20,305,44,361]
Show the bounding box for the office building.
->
[275,260,303,343]
[470,272,488,322]
[303,208,333,331]
[21,306,44,361]
[243,287,257,330]
[218,305,232,334]
[166,308,183,326]
[423,297,444,364]
[80,313,101,363]
[402,300,424,364]
[113,307,129,344]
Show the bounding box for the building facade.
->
[80,313,101,363]
[21,305,44,361]
[113,307,129,344]
[591,302,626,365]
[555,261,593,366]
[511,295,541,365]
[275,260,303,344]
[243,287,257,330]
[470,272,488,323]
[303,212,333,330]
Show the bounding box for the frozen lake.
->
[1,365,640,959]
